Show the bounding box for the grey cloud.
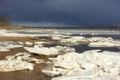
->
[0,0,120,26]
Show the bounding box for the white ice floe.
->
[6,44,23,49]
[89,41,120,47]
[0,41,23,52]
[51,34,70,41]
[17,41,44,47]
[0,51,51,72]
[52,71,120,80]
[59,36,120,47]
[35,42,45,45]
[0,52,35,72]
[42,50,120,80]
[0,46,10,52]
[88,37,120,47]
[60,36,89,46]
[0,60,34,72]
[25,42,34,46]
[24,46,75,56]
[17,42,24,45]
[6,52,45,64]
[88,37,113,42]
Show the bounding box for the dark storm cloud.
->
[0,0,120,26]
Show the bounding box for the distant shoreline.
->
[22,26,120,31]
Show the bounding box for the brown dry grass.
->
[0,36,39,42]
[0,36,56,43]
[0,24,23,30]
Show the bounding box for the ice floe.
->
[42,50,120,80]
[0,51,50,72]
[60,36,89,46]
[25,42,34,46]
[0,46,10,52]
[89,41,120,47]
[88,37,120,47]
[0,60,34,72]
[0,52,35,72]
[34,42,45,45]
[0,41,23,52]
[6,52,45,64]
[88,37,113,42]
[59,36,120,47]
[17,41,44,47]
[24,46,75,56]
[50,34,70,41]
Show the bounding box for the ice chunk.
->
[6,52,45,64]
[88,37,120,47]
[60,36,89,46]
[25,42,33,46]
[24,46,75,56]
[42,50,120,80]
[52,70,100,80]
[0,60,34,72]
[88,37,113,42]
[89,41,120,47]
[0,41,23,52]
[0,46,10,52]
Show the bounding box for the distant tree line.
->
[25,25,120,30]
[0,15,11,26]
[0,15,119,30]
[83,25,120,30]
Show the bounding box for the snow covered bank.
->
[42,50,120,80]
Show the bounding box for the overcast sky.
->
[0,0,120,27]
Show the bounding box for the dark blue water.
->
[72,45,120,53]
[43,44,120,53]
[39,34,120,53]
